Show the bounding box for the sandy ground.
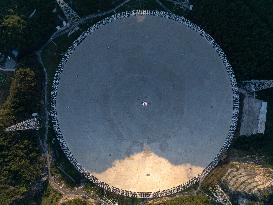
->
[56,15,233,192]
[93,146,203,192]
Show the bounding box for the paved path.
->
[36,50,53,188]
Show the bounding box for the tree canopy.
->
[0,68,43,205]
[0,14,27,54]
[0,0,57,57]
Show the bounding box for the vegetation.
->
[61,198,90,205]
[41,184,62,205]
[188,0,273,81]
[0,72,12,105]
[69,0,119,16]
[83,181,142,205]
[0,0,58,57]
[67,0,163,16]
[0,72,7,85]
[0,68,44,205]
[67,0,161,16]
[0,14,27,54]
[264,195,273,205]
[201,163,230,189]
[116,0,162,12]
[148,194,213,205]
[230,134,273,167]
[241,0,273,30]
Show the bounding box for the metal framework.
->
[210,185,232,205]
[50,10,239,198]
[5,117,40,132]
[239,80,273,93]
[56,0,80,24]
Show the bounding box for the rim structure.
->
[50,10,240,198]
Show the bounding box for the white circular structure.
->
[51,11,239,198]
[141,101,148,107]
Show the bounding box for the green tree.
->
[0,14,27,54]
[149,194,212,205]
[4,68,40,119]
[0,67,43,205]
[61,198,88,205]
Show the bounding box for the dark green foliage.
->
[265,194,273,205]
[189,0,273,81]
[68,0,162,16]
[40,184,62,205]
[116,0,162,12]
[104,192,141,205]
[23,0,57,55]
[0,14,27,53]
[2,68,40,121]
[148,195,212,205]
[0,0,57,57]
[0,68,43,205]
[0,72,8,85]
[231,134,273,167]
[0,72,12,105]
[69,0,117,16]
[241,0,273,31]
[61,198,88,205]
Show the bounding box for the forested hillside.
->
[0,68,44,205]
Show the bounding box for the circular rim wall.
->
[50,10,239,198]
